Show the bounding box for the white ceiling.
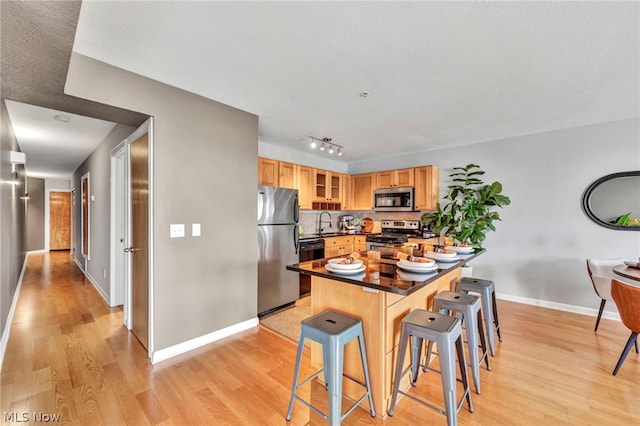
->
[5,100,117,179]
[9,1,638,176]
[71,1,639,163]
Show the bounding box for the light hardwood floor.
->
[1,251,639,425]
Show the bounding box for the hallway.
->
[1,252,640,425]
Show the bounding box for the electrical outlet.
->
[170,224,185,238]
[192,223,201,237]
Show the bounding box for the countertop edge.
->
[287,249,485,296]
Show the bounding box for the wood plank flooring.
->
[1,251,639,425]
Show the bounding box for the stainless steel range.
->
[365,219,424,250]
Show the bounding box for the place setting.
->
[324,257,366,275]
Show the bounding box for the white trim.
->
[497,292,621,322]
[147,117,155,358]
[27,249,47,254]
[150,318,259,364]
[85,271,110,305]
[71,256,110,305]
[109,142,126,308]
[0,253,29,370]
[80,172,90,261]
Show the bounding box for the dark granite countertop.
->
[286,249,485,296]
[299,232,377,240]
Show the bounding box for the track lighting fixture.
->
[307,136,344,157]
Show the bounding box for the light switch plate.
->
[170,224,185,238]
[192,223,201,237]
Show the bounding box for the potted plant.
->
[350,217,364,234]
[421,164,511,248]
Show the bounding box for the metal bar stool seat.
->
[432,291,491,394]
[286,310,376,425]
[388,309,473,426]
[456,277,502,356]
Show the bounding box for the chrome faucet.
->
[318,211,332,234]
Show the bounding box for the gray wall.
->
[71,124,136,298]
[66,53,259,353]
[349,117,640,313]
[0,100,26,337]
[25,177,44,251]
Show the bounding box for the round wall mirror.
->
[582,171,640,231]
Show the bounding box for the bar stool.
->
[388,310,473,426]
[286,310,376,425]
[456,277,502,356]
[432,291,491,395]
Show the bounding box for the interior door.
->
[129,132,149,349]
[50,191,71,250]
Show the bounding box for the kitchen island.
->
[286,249,484,417]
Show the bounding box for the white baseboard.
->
[0,253,29,370]
[151,317,259,364]
[84,271,110,305]
[27,249,47,254]
[497,292,621,322]
[72,256,110,306]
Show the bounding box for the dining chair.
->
[610,279,640,375]
[586,258,628,331]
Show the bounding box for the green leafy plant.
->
[421,164,511,247]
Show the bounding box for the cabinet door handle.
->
[124,247,142,253]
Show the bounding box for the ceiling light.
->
[54,114,71,123]
[307,136,344,157]
[360,91,370,97]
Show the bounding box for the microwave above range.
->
[373,186,414,212]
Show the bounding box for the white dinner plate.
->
[624,260,640,268]
[425,252,460,261]
[396,270,434,281]
[398,259,436,268]
[396,261,438,273]
[327,258,364,270]
[445,245,474,254]
[325,264,367,275]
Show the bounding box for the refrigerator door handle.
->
[294,225,299,255]
[293,195,299,223]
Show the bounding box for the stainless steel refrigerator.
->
[257,185,300,315]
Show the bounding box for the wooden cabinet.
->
[341,174,352,210]
[259,157,438,212]
[324,236,354,258]
[414,165,439,211]
[295,165,314,210]
[278,161,295,189]
[258,157,279,187]
[354,235,367,252]
[350,173,374,211]
[375,168,414,189]
[312,169,342,210]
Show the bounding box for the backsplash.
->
[299,210,424,236]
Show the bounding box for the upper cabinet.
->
[258,157,439,211]
[313,169,342,210]
[295,165,314,210]
[414,166,439,211]
[278,161,296,189]
[350,173,375,211]
[375,168,414,188]
[258,157,279,187]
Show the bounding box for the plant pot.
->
[460,265,473,278]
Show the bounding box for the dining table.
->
[612,263,640,282]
